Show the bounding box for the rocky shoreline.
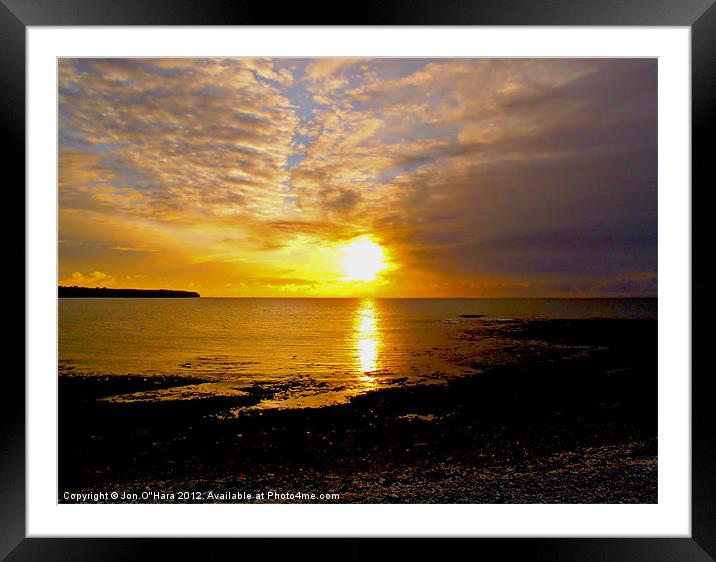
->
[59,319,657,504]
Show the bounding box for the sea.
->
[58,298,657,409]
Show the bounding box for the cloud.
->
[112,246,157,253]
[59,270,115,287]
[59,58,657,296]
[320,187,362,213]
[59,58,298,223]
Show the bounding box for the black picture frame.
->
[6,0,711,559]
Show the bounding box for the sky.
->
[58,58,657,297]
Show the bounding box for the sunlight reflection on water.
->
[354,300,380,391]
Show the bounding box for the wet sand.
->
[59,319,657,503]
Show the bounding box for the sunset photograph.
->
[58,57,657,504]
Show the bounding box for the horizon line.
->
[57,286,657,299]
[196,295,658,299]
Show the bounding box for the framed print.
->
[8,0,712,559]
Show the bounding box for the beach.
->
[59,314,657,504]
[55,55,661,511]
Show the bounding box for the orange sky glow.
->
[58,58,657,297]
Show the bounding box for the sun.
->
[341,239,388,282]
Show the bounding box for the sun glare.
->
[341,239,388,282]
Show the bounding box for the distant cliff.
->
[58,286,200,298]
